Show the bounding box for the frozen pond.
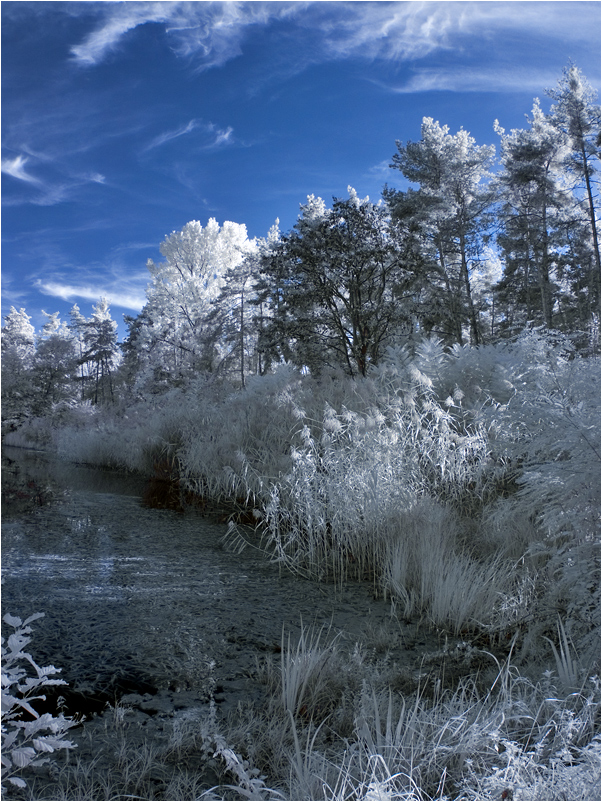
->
[1,448,439,717]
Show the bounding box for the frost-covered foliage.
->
[47,332,599,662]
[481,330,600,540]
[476,331,601,663]
[9,620,599,801]
[257,189,415,376]
[1,302,121,425]
[128,218,256,388]
[1,612,77,792]
[201,623,601,801]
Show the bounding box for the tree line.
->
[2,65,599,417]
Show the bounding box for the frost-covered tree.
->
[30,312,79,413]
[387,119,495,345]
[128,219,253,390]
[209,240,262,386]
[68,304,90,401]
[1,307,36,420]
[494,101,578,333]
[1,307,35,361]
[257,190,414,376]
[81,299,119,404]
[547,65,601,327]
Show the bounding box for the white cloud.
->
[212,125,233,147]
[70,2,173,66]
[377,66,566,95]
[68,1,599,74]
[366,160,393,181]
[1,167,107,207]
[35,280,146,311]
[145,119,199,151]
[144,119,234,153]
[318,1,600,62]
[1,155,41,184]
[69,0,277,69]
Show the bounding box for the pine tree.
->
[30,312,78,412]
[494,100,574,332]
[81,299,119,404]
[1,307,36,420]
[68,304,89,401]
[257,189,414,376]
[547,64,601,326]
[1,307,35,361]
[210,245,261,387]
[387,119,495,345]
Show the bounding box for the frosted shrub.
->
[263,404,421,584]
[45,332,599,660]
[382,503,514,633]
[480,331,601,661]
[179,367,303,505]
[485,330,600,541]
[262,356,508,620]
[1,612,77,792]
[279,622,341,721]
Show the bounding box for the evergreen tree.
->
[1,307,36,420]
[30,312,79,413]
[547,64,601,327]
[257,189,414,376]
[68,304,90,401]
[81,298,119,404]
[1,307,35,361]
[387,118,495,345]
[494,100,573,333]
[210,244,261,387]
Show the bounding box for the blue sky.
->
[2,0,600,337]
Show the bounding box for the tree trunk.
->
[459,229,481,345]
[539,187,554,328]
[239,287,245,388]
[580,139,601,318]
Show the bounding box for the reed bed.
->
[8,332,598,798]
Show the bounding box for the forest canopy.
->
[2,64,599,407]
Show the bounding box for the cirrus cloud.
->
[34,279,146,312]
[68,1,600,75]
[1,155,41,184]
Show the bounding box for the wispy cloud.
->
[145,119,199,151]
[0,274,30,307]
[366,160,393,182]
[1,155,41,184]
[212,125,233,147]
[29,241,157,312]
[69,0,281,69]
[35,279,146,312]
[143,118,233,153]
[375,66,568,95]
[86,172,106,184]
[70,2,172,66]
[310,1,600,63]
[1,171,108,208]
[68,1,599,72]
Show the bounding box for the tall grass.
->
[10,618,600,801]
[215,624,601,801]
[35,332,600,664]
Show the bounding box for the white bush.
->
[1,612,77,792]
